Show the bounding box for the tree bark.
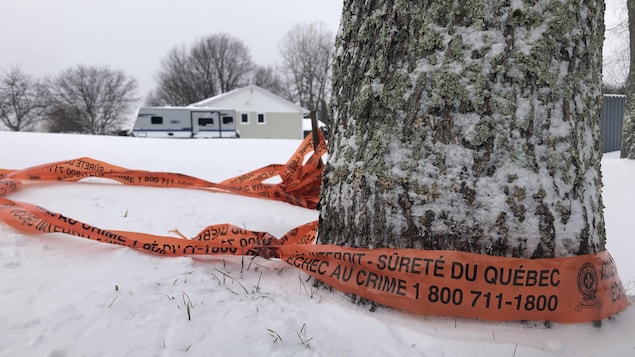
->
[621,0,635,159]
[319,0,606,258]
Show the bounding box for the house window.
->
[150,116,163,125]
[198,118,214,126]
[241,113,249,124]
[257,113,266,125]
[222,116,234,125]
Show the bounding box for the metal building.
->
[601,94,625,153]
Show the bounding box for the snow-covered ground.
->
[0,131,633,357]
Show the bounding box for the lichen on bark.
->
[320,0,606,258]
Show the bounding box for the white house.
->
[192,85,310,139]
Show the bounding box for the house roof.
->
[191,85,308,114]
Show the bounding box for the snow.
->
[0,131,634,357]
[302,118,326,131]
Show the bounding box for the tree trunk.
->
[621,0,635,159]
[319,0,606,258]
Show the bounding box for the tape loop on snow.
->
[0,130,629,323]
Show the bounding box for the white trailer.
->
[132,107,238,138]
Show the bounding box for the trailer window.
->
[198,118,215,126]
[241,113,249,124]
[222,116,234,125]
[151,116,163,125]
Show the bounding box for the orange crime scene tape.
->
[0,130,629,323]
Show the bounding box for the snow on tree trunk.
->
[621,0,635,159]
[319,0,606,258]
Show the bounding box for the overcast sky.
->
[0,0,343,99]
[0,0,628,103]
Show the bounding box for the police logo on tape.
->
[575,262,601,311]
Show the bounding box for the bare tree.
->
[279,22,334,125]
[320,1,606,259]
[251,65,287,98]
[603,1,629,88]
[150,34,253,106]
[45,65,138,135]
[193,33,254,93]
[622,0,635,159]
[42,103,83,133]
[603,50,629,90]
[0,67,45,131]
[149,46,206,106]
